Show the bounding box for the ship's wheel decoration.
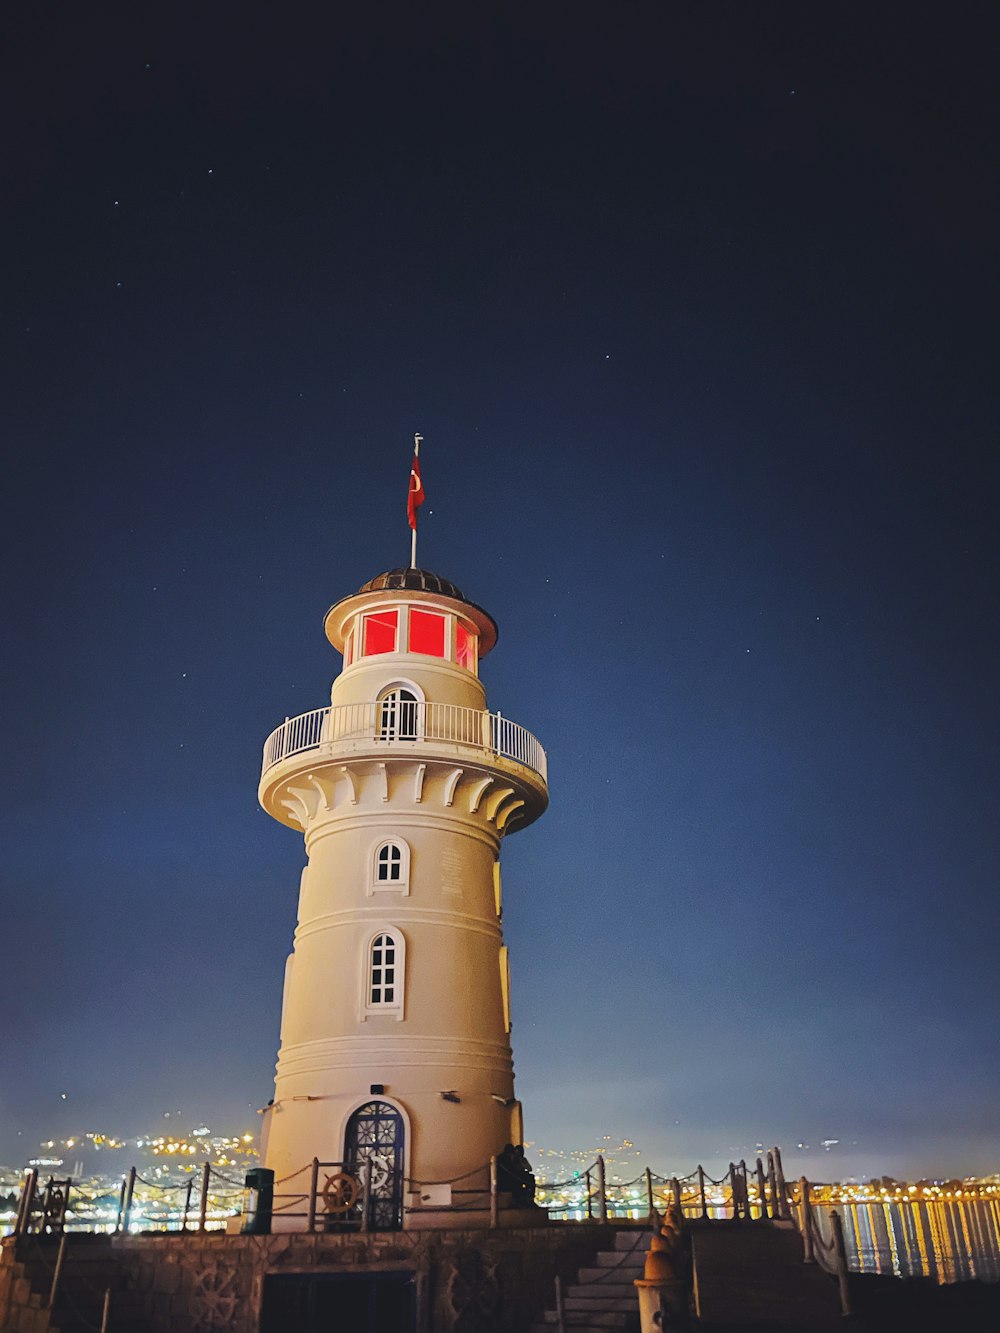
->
[322,1171,360,1213]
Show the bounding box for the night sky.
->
[2,3,997,1182]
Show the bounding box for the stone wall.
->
[1,1223,621,1332]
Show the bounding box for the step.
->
[538,1313,631,1328]
[613,1230,651,1250]
[565,1294,636,1312]
[568,1280,637,1297]
[588,1255,645,1272]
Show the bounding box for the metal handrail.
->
[261,702,548,782]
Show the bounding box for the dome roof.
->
[357,567,466,600]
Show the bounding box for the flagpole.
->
[410,433,422,568]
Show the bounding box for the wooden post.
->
[122,1167,137,1234]
[198,1163,210,1232]
[697,1165,708,1219]
[555,1275,566,1333]
[114,1177,128,1234]
[489,1155,499,1229]
[829,1209,854,1316]
[585,1169,593,1220]
[773,1146,789,1220]
[645,1167,654,1219]
[181,1178,193,1232]
[361,1158,373,1234]
[756,1158,769,1221]
[767,1151,779,1219]
[15,1169,38,1236]
[48,1230,67,1308]
[799,1177,814,1263]
[100,1287,112,1333]
[597,1155,608,1223]
[307,1158,320,1233]
[671,1177,682,1214]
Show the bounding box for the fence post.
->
[48,1231,67,1309]
[180,1178,193,1232]
[728,1164,737,1220]
[15,1168,38,1236]
[114,1176,127,1234]
[555,1275,566,1333]
[100,1287,112,1333]
[360,1158,373,1233]
[198,1163,210,1232]
[490,1155,499,1229]
[697,1165,708,1219]
[597,1156,608,1223]
[829,1209,853,1316]
[122,1167,137,1234]
[307,1158,320,1233]
[799,1177,814,1263]
[645,1167,654,1219]
[767,1151,778,1219]
[585,1169,593,1220]
[756,1158,769,1221]
[671,1177,682,1214]
[773,1146,789,1220]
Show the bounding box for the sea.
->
[815,1199,1000,1283]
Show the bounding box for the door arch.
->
[344,1099,406,1230]
[376,686,420,741]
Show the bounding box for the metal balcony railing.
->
[261,702,547,783]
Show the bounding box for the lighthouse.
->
[257,565,548,1229]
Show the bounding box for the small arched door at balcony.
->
[376,686,419,741]
[344,1100,405,1231]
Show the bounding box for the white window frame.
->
[369,837,410,896]
[361,606,401,658]
[362,927,406,1021]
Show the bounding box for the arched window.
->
[364,929,405,1018]
[376,686,419,741]
[370,839,410,895]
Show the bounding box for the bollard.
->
[829,1210,854,1316]
[198,1162,210,1232]
[489,1155,499,1229]
[122,1167,137,1234]
[597,1155,608,1223]
[645,1167,654,1219]
[799,1177,814,1263]
[48,1231,67,1308]
[307,1158,320,1233]
[697,1165,708,1219]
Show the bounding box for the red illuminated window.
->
[455,623,476,671]
[363,610,398,656]
[409,609,446,657]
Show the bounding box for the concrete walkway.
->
[691,1220,845,1330]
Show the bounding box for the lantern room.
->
[323,567,499,678]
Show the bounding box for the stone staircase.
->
[2,1235,119,1333]
[530,1227,650,1332]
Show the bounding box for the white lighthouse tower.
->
[258,565,548,1229]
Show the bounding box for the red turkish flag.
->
[407,452,425,530]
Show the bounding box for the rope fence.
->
[10,1145,796,1239]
